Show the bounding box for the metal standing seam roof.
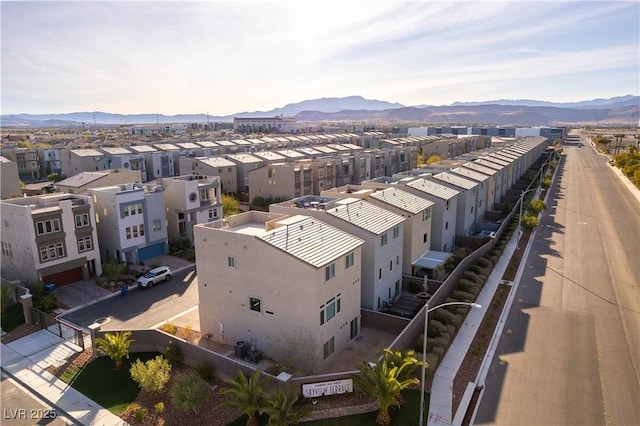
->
[369,187,435,214]
[432,172,477,190]
[462,162,497,176]
[485,155,512,165]
[57,171,108,187]
[326,198,405,234]
[474,158,504,170]
[261,215,364,268]
[406,178,460,201]
[450,167,489,182]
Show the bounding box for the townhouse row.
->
[192,136,550,370]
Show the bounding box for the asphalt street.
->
[60,268,198,330]
[476,136,640,424]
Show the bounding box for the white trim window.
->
[325,263,335,281]
[36,218,61,235]
[345,252,354,269]
[78,236,93,252]
[75,213,90,228]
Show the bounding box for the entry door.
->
[350,317,359,340]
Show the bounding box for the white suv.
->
[137,266,172,288]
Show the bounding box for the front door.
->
[350,317,359,340]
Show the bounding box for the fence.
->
[31,308,85,350]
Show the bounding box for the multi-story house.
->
[449,166,491,217]
[152,144,180,177]
[61,149,105,177]
[194,211,364,369]
[3,147,41,182]
[321,185,435,276]
[428,172,481,237]
[179,156,238,195]
[39,148,63,176]
[0,157,22,199]
[55,170,142,195]
[88,183,168,263]
[248,162,313,202]
[271,195,405,310]
[159,175,222,243]
[0,193,102,285]
[97,147,147,181]
[224,153,263,194]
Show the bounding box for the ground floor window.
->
[323,336,335,359]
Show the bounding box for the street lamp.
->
[418,301,482,426]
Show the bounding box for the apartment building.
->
[0,157,22,199]
[159,174,222,243]
[271,195,405,310]
[179,157,238,194]
[194,211,364,369]
[322,185,434,276]
[89,183,168,263]
[39,148,63,176]
[97,147,148,182]
[55,170,142,195]
[233,116,298,133]
[224,153,264,193]
[0,193,102,285]
[454,164,496,211]
[152,144,181,176]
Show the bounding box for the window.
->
[249,297,261,312]
[39,242,65,262]
[345,252,354,269]
[78,236,92,252]
[228,256,236,268]
[1,241,12,257]
[326,299,336,321]
[153,219,161,232]
[445,200,450,210]
[445,222,449,231]
[393,226,400,239]
[140,224,145,236]
[379,268,382,280]
[423,233,428,243]
[325,263,335,281]
[381,233,388,246]
[208,209,214,219]
[133,225,138,238]
[471,206,474,214]
[395,280,400,297]
[390,260,393,271]
[125,227,132,239]
[423,209,430,221]
[137,203,143,214]
[323,337,335,359]
[75,213,90,227]
[320,295,341,325]
[36,218,61,235]
[320,309,325,325]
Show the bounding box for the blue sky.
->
[1,1,638,115]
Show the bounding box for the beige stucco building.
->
[0,156,22,199]
[194,211,364,371]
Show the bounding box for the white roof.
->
[252,151,285,161]
[200,157,235,167]
[261,215,364,267]
[71,149,103,157]
[369,187,434,214]
[327,198,405,234]
[450,167,489,182]
[474,158,504,170]
[129,145,157,153]
[406,178,460,200]
[462,162,497,176]
[225,153,262,164]
[432,172,477,190]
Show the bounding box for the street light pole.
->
[517,187,538,249]
[418,301,481,426]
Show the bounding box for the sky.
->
[1,1,638,116]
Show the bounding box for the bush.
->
[463,271,480,283]
[154,402,165,415]
[129,355,171,393]
[194,362,214,382]
[433,309,464,328]
[171,370,209,415]
[476,258,492,269]
[427,320,448,338]
[161,323,178,335]
[450,290,475,302]
[165,343,184,366]
[425,353,440,371]
[456,279,476,293]
[521,215,539,230]
[527,199,547,215]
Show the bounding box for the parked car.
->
[137,266,172,288]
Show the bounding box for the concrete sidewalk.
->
[427,229,519,426]
[1,330,129,426]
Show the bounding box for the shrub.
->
[183,324,195,342]
[457,279,476,293]
[427,320,448,338]
[433,309,463,328]
[432,333,451,348]
[425,353,440,370]
[432,346,445,357]
[154,402,165,415]
[521,215,539,230]
[134,406,148,423]
[95,331,133,369]
[450,290,475,302]
[527,199,547,215]
[463,271,480,283]
[476,258,492,269]
[194,362,214,382]
[161,323,178,335]
[129,355,171,393]
[165,343,184,366]
[171,370,209,415]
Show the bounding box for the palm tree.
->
[353,357,419,426]
[94,331,134,369]
[260,387,309,425]
[219,369,269,426]
[382,348,423,405]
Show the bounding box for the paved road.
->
[60,268,198,330]
[1,372,75,425]
[476,137,640,425]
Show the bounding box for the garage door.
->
[138,243,165,262]
[43,267,83,287]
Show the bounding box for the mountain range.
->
[1,95,638,127]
